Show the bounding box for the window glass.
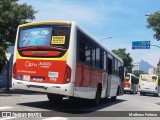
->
[85,43,91,65]
[92,45,96,66]
[96,47,100,68]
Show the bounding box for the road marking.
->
[0,117,17,120]
[0,106,12,110]
[43,117,68,120]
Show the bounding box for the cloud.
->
[28,0,109,26]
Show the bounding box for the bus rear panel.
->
[124,73,139,94]
[139,74,160,96]
[12,22,75,96]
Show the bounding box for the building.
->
[132,63,139,71]
[156,59,160,75]
[148,68,156,75]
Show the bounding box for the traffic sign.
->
[132,41,150,49]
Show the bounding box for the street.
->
[0,91,160,120]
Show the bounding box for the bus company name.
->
[25,61,52,68]
[25,61,37,67]
[32,51,48,55]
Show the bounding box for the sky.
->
[18,0,160,67]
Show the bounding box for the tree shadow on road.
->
[0,89,45,96]
[17,97,126,117]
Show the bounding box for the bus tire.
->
[154,93,159,97]
[111,87,119,100]
[47,93,63,104]
[111,96,117,100]
[140,92,144,96]
[93,85,102,106]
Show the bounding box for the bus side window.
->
[79,42,85,62]
[100,49,104,69]
[85,43,91,65]
[108,57,112,74]
[91,45,96,67]
[103,52,107,71]
[95,47,100,68]
[112,58,115,74]
[131,76,135,84]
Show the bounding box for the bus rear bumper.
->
[139,90,158,94]
[12,79,74,96]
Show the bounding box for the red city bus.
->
[12,21,124,105]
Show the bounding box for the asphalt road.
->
[0,90,160,120]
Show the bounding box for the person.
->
[22,32,30,47]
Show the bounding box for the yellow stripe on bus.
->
[19,21,72,27]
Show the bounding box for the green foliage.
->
[0,0,37,70]
[147,11,160,41]
[0,0,37,43]
[112,48,133,72]
[133,70,144,78]
[0,41,7,73]
[157,74,160,80]
[0,41,7,61]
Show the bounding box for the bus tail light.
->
[64,64,71,83]
[124,82,130,88]
[13,62,17,79]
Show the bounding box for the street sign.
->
[132,41,150,49]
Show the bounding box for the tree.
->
[157,74,160,80]
[133,70,144,78]
[0,0,37,90]
[112,48,133,72]
[0,0,37,43]
[147,11,160,41]
[0,41,6,73]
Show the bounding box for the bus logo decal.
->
[41,30,49,35]
[17,74,22,80]
[25,61,37,67]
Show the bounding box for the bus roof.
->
[18,21,123,63]
[19,21,72,27]
[126,73,138,78]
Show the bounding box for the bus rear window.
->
[17,25,71,57]
[19,27,52,47]
[125,75,130,82]
[18,26,70,48]
[141,75,157,82]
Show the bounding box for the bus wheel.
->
[140,92,143,96]
[111,96,117,100]
[93,85,102,106]
[111,87,119,100]
[47,93,63,104]
[154,93,159,97]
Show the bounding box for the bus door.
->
[106,57,113,96]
